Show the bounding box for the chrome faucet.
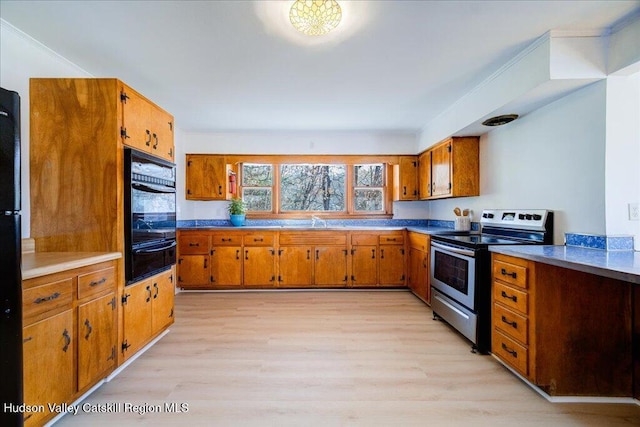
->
[311,215,327,228]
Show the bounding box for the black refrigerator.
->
[0,87,23,426]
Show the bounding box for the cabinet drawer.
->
[78,266,116,300]
[493,303,528,345]
[23,278,73,326]
[178,235,210,254]
[493,282,528,315]
[243,233,274,246]
[379,234,404,245]
[493,259,527,289]
[212,234,242,246]
[351,234,378,246]
[408,232,429,250]
[493,329,528,376]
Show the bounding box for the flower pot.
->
[230,214,246,227]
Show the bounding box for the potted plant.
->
[228,197,247,226]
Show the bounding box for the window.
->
[241,163,273,212]
[235,156,394,217]
[353,164,384,212]
[280,164,346,212]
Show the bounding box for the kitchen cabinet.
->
[350,231,405,287]
[185,154,229,200]
[407,232,430,304]
[393,156,419,201]
[177,233,212,288]
[350,234,378,287]
[418,136,479,200]
[491,253,632,397]
[379,233,406,287]
[29,78,176,367]
[243,232,276,287]
[22,259,117,427]
[211,233,243,288]
[121,83,175,162]
[314,246,349,287]
[278,246,313,287]
[122,267,175,360]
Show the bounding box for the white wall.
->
[605,74,640,249]
[427,81,608,245]
[0,20,92,238]
[177,131,419,220]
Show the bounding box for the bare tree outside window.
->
[280,164,346,211]
[354,164,384,212]
[242,163,273,211]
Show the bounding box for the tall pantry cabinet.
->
[29,78,176,370]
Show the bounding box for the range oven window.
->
[433,250,469,295]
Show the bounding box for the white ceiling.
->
[1,0,638,133]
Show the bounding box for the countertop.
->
[178,224,457,235]
[22,252,122,280]
[489,245,640,285]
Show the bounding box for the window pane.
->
[242,188,272,211]
[354,164,384,187]
[242,164,273,187]
[280,164,346,211]
[354,189,383,212]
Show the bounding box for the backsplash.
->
[565,233,634,251]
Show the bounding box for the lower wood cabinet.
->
[407,232,430,304]
[351,232,406,288]
[491,253,633,397]
[122,267,175,360]
[278,246,313,287]
[22,259,117,427]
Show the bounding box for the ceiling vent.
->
[482,114,519,127]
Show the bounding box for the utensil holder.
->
[454,216,471,231]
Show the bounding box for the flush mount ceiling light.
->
[290,0,342,36]
[482,114,519,127]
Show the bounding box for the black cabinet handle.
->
[218,185,222,195]
[152,133,159,149]
[254,238,264,242]
[371,249,376,259]
[204,258,208,269]
[500,290,517,302]
[84,319,93,340]
[245,250,249,260]
[34,292,60,304]
[189,242,200,247]
[501,268,517,279]
[62,329,71,352]
[145,129,151,146]
[307,250,311,260]
[501,342,518,358]
[154,283,159,299]
[380,249,384,259]
[89,277,107,287]
[501,315,517,329]
[146,285,152,302]
[316,250,320,260]
[403,186,407,196]
[236,249,240,260]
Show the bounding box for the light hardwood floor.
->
[57,291,640,426]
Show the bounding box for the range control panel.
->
[480,209,552,231]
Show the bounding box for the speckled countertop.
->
[489,245,640,284]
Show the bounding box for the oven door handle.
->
[134,241,177,254]
[132,182,176,194]
[431,241,475,257]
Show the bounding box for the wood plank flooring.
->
[57,291,640,426]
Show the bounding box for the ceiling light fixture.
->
[290,0,342,36]
[482,114,519,126]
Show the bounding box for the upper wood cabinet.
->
[418,136,479,200]
[185,154,229,200]
[121,83,175,162]
[393,156,419,201]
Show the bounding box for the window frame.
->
[231,155,398,219]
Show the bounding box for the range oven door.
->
[430,241,476,310]
[129,240,177,285]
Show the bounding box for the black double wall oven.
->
[124,148,177,285]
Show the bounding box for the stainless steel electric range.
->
[430,209,553,354]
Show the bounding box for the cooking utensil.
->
[462,209,469,217]
[454,207,461,217]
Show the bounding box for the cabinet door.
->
[315,246,348,287]
[23,310,74,427]
[379,245,406,286]
[77,294,117,391]
[151,106,174,162]
[177,255,211,288]
[186,155,227,200]
[211,247,242,287]
[152,268,175,334]
[409,247,429,303]
[351,245,377,287]
[431,141,452,197]
[397,156,418,200]
[418,150,432,199]
[122,279,153,359]
[121,84,153,153]
[278,246,313,287]
[243,247,276,287]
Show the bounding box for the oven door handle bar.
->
[132,182,176,194]
[431,241,475,257]
[134,241,177,254]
